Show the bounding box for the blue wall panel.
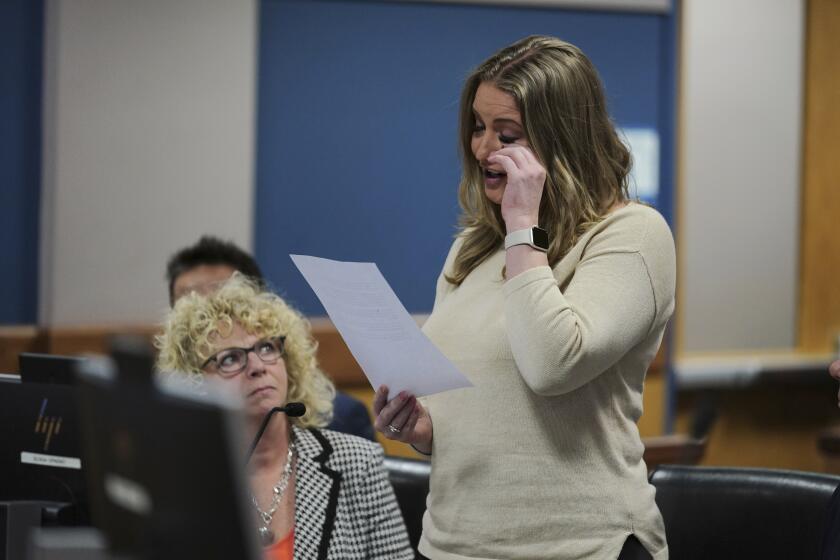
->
[0,0,43,324]
[256,0,675,315]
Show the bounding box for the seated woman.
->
[156,274,413,560]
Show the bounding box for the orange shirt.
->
[264,528,294,560]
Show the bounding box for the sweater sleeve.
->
[502,238,663,396]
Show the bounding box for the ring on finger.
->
[387,424,401,434]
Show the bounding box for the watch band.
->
[504,226,549,252]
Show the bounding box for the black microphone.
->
[245,402,307,463]
[280,402,306,417]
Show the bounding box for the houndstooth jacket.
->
[291,426,414,560]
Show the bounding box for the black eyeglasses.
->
[201,336,286,377]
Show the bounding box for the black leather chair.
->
[822,484,840,560]
[650,465,840,560]
[384,456,430,554]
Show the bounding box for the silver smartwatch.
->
[504,226,549,252]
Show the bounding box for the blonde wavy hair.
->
[447,35,632,285]
[155,274,335,428]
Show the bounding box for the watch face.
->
[532,227,549,249]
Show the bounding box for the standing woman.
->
[157,275,413,560]
[374,35,674,560]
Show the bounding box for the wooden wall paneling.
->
[675,384,838,472]
[818,425,840,474]
[798,0,840,352]
[43,325,160,356]
[666,0,840,473]
[0,326,44,373]
[638,341,667,438]
[309,318,366,387]
[21,320,671,460]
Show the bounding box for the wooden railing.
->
[0,322,690,464]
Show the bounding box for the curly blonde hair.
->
[155,273,335,428]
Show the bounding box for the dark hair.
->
[165,236,264,305]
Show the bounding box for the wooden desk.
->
[0,326,43,373]
[3,320,673,461]
[642,434,706,471]
[818,425,840,474]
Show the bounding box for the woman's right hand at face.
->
[373,385,433,454]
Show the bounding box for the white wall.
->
[678,0,804,353]
[40,0,257,326]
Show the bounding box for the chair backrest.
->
[822,484,840,560]
[384,456,430,553]
[650,465,840,560]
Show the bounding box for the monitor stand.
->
[0,501,99,560]
[27,526,109,560]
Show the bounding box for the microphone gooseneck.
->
[245,402,307,463]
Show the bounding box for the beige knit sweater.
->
[418,203,674,560]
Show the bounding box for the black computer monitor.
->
[75,345,260,560]
[19,353,87,385]
[0,375,89,525]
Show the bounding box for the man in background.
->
[166,236,376,441]
[167,236,264,306]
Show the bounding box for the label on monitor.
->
[21,451,82,470]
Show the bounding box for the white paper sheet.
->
[290,254,472,398]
